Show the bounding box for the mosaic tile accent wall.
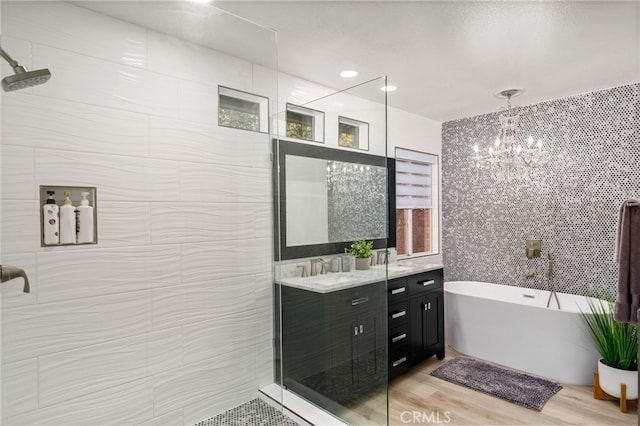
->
[442,84,640,299]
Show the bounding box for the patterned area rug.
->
[430,357,562,411]
[194,398,300,426]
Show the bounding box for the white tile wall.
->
[34,149,181,202]
[1,3,275,424]
[2,290,153,363]
[4,378,155,426]
[1,358,38,419]
[39,328,182,407]
[154,349,256,417]
[1,1,148,69]
[0,143,35,200]
[35,245,181,303]
[149,117,270,168]
[3,94,150,157]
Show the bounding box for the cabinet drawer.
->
[388,302,409,328]
[389,325,409,348]
[387,278,408,304]
[408,269,443,297]
[330,282,384,317]
[389,350,410,379]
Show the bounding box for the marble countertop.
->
[277,261,443,293]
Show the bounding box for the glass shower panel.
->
[274,77,389,425]
[1,2,278,425]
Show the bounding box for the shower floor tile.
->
[194,398,300,426]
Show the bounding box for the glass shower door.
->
[273,77,390,425]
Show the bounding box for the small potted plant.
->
[580,298,638,402]
[350,239,373,270]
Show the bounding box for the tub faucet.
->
[545,252,560,310]
[1,265,30,293]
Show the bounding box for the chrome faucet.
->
[1,265,30,293]
[310,258,327,276]
[297,264,309,277]
[377,250,388,265]
[545,252,560,309]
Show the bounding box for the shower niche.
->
[39,185,97,247]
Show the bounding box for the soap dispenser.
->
[42,190,59,245]
[59,191,77,244]
[76,192,94,243]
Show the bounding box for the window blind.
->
[396,148,436,209]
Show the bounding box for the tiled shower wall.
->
[442,84,640,299]
[1,2,273,425]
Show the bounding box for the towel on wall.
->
[614,199,640,324]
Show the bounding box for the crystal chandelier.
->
[473,88,545,181]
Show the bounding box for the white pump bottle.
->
[59,191,77,244]
[77,192,94,243]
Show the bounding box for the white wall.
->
[0,2,443,425]
[389,108,443,264]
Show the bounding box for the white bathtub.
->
[445,281,601,385]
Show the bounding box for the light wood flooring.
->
[340,347,637,425]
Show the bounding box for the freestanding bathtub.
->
[445,281,601,385]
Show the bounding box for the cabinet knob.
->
[354,326,359,336]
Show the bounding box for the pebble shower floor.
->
[193,398,301,426]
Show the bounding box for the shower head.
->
[1,48,51,92]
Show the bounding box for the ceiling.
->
[77,1,640,122]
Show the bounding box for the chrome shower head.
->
[1,48,51,92]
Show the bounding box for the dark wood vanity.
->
[274,266,444,411]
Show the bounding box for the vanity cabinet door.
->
[329,283,386,399]
[409,289,444,363]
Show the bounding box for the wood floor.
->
[341,347,637,425]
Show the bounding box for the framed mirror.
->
[274,139,395,260]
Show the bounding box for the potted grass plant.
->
[350,239,373,270]
[580,298,638,399]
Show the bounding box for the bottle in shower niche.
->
[59,191,77,244]
[42,190,59,244]
[76,192,94,243]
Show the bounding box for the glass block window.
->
[218,86,269,133]
[338,116,369,150]
[286,103,324,143]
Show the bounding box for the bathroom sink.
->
[307,274,361,285]
[373,264,414,273]
[387,265,414,272]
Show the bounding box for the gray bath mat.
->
[430,357,562,411]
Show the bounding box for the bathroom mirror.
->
[274,139,395,260]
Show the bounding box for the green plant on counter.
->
[349,239,373,259]
[580,298,638,371]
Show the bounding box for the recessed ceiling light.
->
[381,85,397,92]
[340,70,358,78]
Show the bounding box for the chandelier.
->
[473,88,545,181]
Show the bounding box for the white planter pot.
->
[598,359,638,399]
[355,257,370,270]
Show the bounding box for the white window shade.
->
[396,149,435,209]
